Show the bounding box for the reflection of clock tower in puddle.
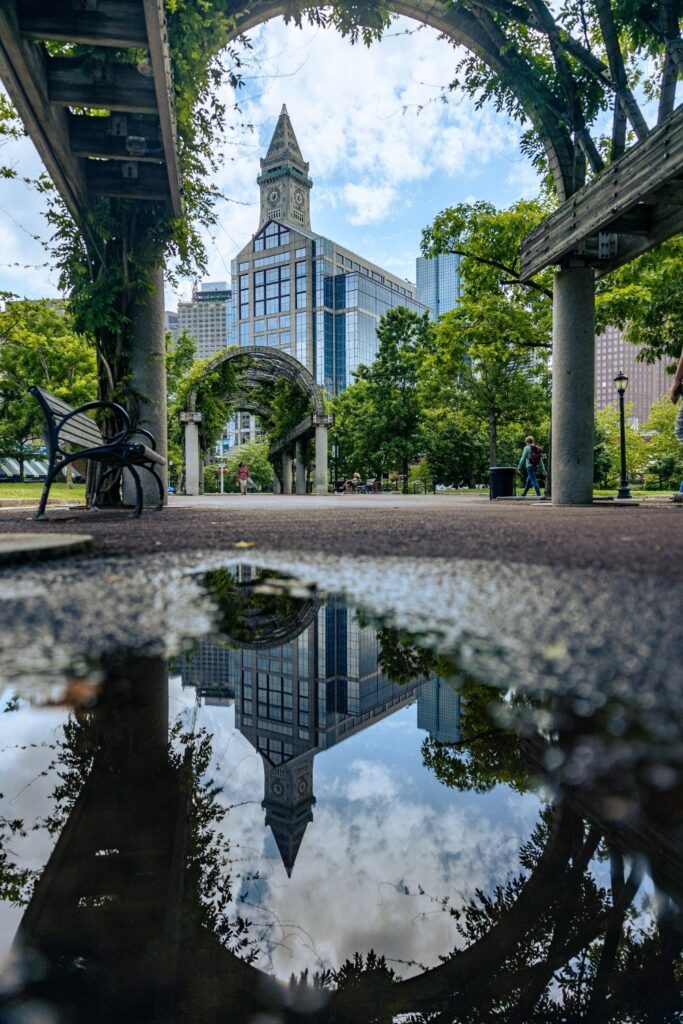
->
[262,753,316,877]
[257,104,312,229]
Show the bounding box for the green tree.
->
[422,677,533,795]
[222,439,273,492]
[351,307,433,490]
[594,402,649,486]
[597,237,683,364]
[0,299,97,479]
[332,378,382,482]
[421,200,552,467]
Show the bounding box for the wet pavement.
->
[0,497,681,1021]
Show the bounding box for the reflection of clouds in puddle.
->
[248,798,529,979]
[201,707,539,980]
[0,697,70,966]
[343,760,399,802]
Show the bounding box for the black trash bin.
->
[489,466,516,500]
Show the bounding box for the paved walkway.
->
[0,492,680,578]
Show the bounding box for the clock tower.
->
[257,105,312,230]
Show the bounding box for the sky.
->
[0,14,543,309]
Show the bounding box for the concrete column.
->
[123,265,167,506]
[181,415,202,495]
[282,453,292,494]
[272,465,282,494]
[295,440,306,495]
[315,424,328,495]
[552,265,596,505]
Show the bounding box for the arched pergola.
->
[182,345,333,496]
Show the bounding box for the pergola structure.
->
[183,346,333,496]
[0,0,181,502]
[0,0,681,504]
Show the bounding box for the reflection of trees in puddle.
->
[2,615,682,1021]
[203,567,320,648]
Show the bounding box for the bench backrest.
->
[32,387,104,451]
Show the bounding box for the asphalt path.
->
[0,492,680,578]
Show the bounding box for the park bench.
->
[29,385,166,520]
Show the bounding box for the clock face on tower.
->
[268,186,281,205]
[294,189,304,207]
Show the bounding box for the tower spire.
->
[257,107,312,229]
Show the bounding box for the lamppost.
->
[332,436,339,493]
[614,371,632,500]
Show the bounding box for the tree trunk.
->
[402,458,409,494]
[18,444,24,483]
[488,407,498,466]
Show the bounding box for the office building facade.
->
[416,252,462,320]
[595,325,674,426]
[229,106,428,397]
[177,281,233,360]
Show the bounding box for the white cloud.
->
[344,759,399,800]
[342,182,398,225]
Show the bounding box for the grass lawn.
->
[0,483,86,502]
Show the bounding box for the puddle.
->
[0,560,681,1022]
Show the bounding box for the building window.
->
[295,261,307,309]
[254,221,290,252]
[254,265,290,317]
[295,247,306,258]
[239,274,249,320]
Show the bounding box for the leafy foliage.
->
[422,677,534,794]
[0,299,97,475]
[597,236,683,364]
[334,307,432,486]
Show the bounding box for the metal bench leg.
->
[148,465,165,511]
[122,461,143,518]
[35,463,63,520]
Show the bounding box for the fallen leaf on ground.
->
[234,540,256,549]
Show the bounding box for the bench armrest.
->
[128,427,158,450]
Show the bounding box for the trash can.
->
[489,466,516,500]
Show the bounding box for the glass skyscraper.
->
[415,252,462,321]
[229,106,428,397]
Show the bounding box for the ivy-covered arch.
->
[182,345,332,495]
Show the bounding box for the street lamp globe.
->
[614,371,629,394]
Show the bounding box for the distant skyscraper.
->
[417,678,462,744]
[177,281,233,360]
[164,309,179,341]
[595,326,674,426]
[229,106,427,398]
[416,253,462,320]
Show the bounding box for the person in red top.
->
[236,461,250,495]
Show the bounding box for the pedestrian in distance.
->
[670,347,683,502]
[518,436,546,497]
[236,461,250,495]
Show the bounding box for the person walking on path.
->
[236,461,250,495]
[518,436,546,497]
[670,348,683,501]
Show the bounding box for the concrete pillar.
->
[552,265,596,505]
[273,465,282,494]
[282,453,292,494]
[295,440,306,495]
[315,424,328,495]
[123,265,167,506]
[181,414,202,495]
